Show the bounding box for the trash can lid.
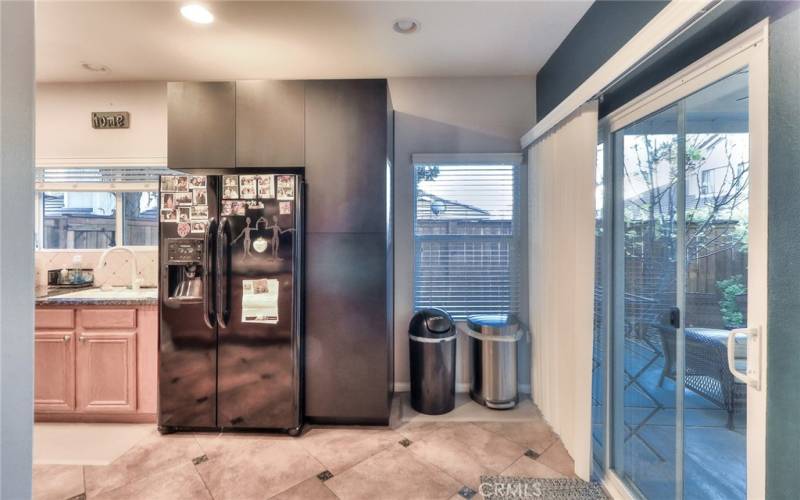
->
[409,308,454,337]
[466,314,520,336]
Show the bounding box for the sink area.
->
[37,286,158,305]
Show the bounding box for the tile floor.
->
[34,423,153,465]
[33,396,575,500]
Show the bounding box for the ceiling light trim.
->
[393,18,420,35]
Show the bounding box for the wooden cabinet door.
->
[34,331,76,412]
[168,81,236,170]
[236,80,305,168]
[76,331,137,413]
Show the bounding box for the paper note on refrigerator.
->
[242,278,279,324]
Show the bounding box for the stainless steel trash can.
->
[409,308,457,415]
[466,314,522,409]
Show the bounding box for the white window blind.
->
[413,155,522,320]
[35,166,171,191]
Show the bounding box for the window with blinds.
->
[413,158,521,320]
[35,166,170,249]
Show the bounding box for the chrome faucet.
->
[98,246,141,291]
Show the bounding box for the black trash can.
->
[409,308,456,415]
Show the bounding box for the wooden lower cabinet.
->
[34,305,157,422]
[34,331,76,412]
[76,331,137,413]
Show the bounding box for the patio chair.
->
[657,325,747,429]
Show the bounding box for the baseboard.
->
[35,412,157,424]
[394,382,531,394]
[394,382,470,393]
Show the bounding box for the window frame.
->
[411,153,524,320]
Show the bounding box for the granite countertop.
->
[36,287,159,306]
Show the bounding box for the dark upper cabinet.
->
[305,80,388,233]
[236,80,305,168]
[168,82,236,170]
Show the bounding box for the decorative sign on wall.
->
[91,111,130,129]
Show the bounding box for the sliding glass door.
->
[608,69,752,499]
[681,70,749,500]
[615,105,680,499]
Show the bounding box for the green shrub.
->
[717,275,746,328]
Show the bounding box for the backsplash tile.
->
[36,248,158,289]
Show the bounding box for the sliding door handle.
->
[669,307,681,329]
[727,326,761,390]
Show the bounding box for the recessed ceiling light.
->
[81,62,110,73]
[181,4,214,24]
[393,18,420,34]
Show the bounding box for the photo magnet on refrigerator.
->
[276,175,295,200]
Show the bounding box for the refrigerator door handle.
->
[216,216,230,329]
[202,217,217,329]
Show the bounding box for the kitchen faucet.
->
[98,246,141,291]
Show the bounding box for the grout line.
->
[191,460,216,500]
[403,423,513,491]
[298,429,401,478]
[263,473,317,499]
[320,480,342,499]
[90,459,190,498]
[402,442,470,493]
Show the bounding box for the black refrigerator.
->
[158,171,303,434]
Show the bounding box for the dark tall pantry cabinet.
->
[167,79,394,425]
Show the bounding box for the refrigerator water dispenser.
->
[164,238,206,302]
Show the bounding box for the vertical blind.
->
[413,158,521,320]
[529,101,598,480]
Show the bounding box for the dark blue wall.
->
[766,7,800,499]
[535,0,667,120]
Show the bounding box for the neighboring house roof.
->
[416,190,491,220]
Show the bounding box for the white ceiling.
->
[35,1,592,82]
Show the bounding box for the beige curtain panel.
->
[528,100,598,480]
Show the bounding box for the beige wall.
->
[36,81,167,165]
[387,76,536,390]
[35,82,166,288]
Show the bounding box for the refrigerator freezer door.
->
[159,175,219,429]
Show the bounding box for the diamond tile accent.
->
[317,470,334,482]
[192,454,209,465]
[524,448,540,459]
[458,485,477,498]
[399,438,412,447]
